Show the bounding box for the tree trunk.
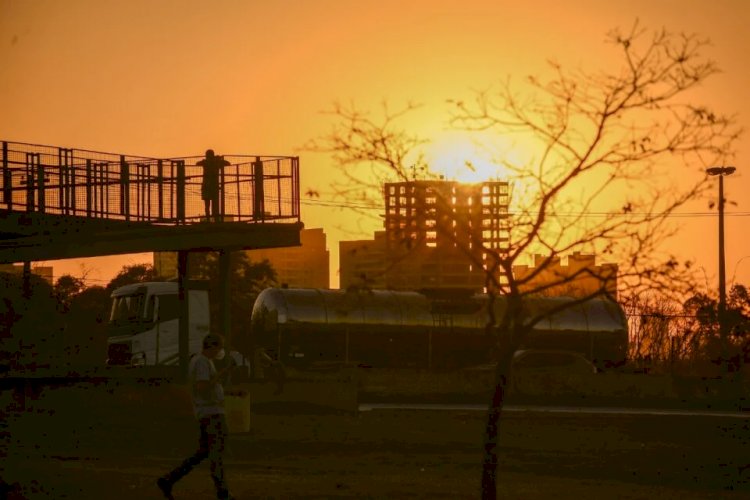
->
[480,347,515,499]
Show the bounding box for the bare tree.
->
[305,100,434,218]
[307,23,740,499]
[622,293,684,369]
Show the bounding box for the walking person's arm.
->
[195,364,232,393]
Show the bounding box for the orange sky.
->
[1,0,748,290]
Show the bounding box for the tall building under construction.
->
[341,180,510,292]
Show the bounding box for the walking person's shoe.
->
[157,477,175,499]
[217,488,235,500]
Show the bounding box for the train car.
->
[249,288,628,370]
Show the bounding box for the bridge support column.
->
[22,261,31,299]
[178,250,189,382]
[219,250,231,350]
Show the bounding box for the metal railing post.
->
[157,159,164,220]
[25,153,35,212]
[294,156,300,218]
[96,162,104,217]
[176,160,185,223]
[235,164,241,221]
[143,164,151,221]
[85,159,92,216]
[69,151,76,214]
[120,155,130,220]
[58,148,70,215]
[36,153,45,212]
[276,159,282,217]
[2,141,9,208]
[220,162,226,221]
[253,157,264,221]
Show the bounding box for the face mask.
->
[215,348,226,361]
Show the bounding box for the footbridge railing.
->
[0,141,300,224]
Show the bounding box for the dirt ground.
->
[2,380,749,499]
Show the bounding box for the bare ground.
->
[3,380,749,499]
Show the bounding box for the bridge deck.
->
[0,141,302,261]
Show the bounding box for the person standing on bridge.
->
[157,334,234,500]
[198,149,230,221]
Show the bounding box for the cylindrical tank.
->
[250,288,628,370]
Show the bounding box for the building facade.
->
[512,252,618,298]
[246,227,330,289]
[339,231,388,290]
[0,264,54,284]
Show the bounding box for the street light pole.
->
[706,166,736,373]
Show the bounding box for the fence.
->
[0,141,300,224]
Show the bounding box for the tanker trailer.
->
[250,288,628,370]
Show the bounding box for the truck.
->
[106,281,210,366]
[106,281,258,388]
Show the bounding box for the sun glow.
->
[422,131,526,184]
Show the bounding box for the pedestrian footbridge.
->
[0,141,302,262]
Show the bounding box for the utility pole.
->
[706,166,736,374]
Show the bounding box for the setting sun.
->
[423,130,517,183]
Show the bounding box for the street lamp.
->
[706,166,736,372]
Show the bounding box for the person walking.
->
[198,149,230,221]
[157,334,234,500]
